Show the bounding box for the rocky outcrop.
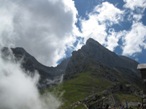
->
[64,38,140,85]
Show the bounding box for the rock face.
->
[1,38,141,87]
[64,38,140,85]
[1,47,69,88]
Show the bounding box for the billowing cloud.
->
[105,30,123,51]
[80,2,123,47]
[93,2,123,24]
[81,17,107,45]
[0,49,61,109]
[123,0,146,10]
[0,0,78,66]
[0,1,63,105]
[79,0,146,58]
[1,0,146,65]
[122,22,146,56]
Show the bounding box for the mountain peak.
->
[86,38,97,43]
[83,38,110,55]
[65,38,139,79]
[86,38,103,47]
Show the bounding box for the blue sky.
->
[0,0,146,66]
[72,0,146,64]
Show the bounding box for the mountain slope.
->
[2,38,140,87]
[58,71,141,109]
[57,38,142,108]
[64,38,139,80]
[1,47,69,88]
[1,38,142,108]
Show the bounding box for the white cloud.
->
[0,50,61,109]
[133,14,143,22]
[0,2,16,47]
[104,29,128,51]
[0,2,63,105]
[80,1,146,57]
[93,2,123,24]
[80,2,123,48]
[125,9,144,23]
[105,29,121,51]
[123,0,146,10]
[0,0,78,66]
[1,0,146,65]
[81,16,107,44]
[122,22,146,56]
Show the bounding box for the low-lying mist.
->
[0,48,62,109]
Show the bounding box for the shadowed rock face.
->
[64,38,140,85]
[1,47,69,88]
[67,38,137,70]
[1,38,141,87]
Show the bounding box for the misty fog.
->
[0,48,61,109]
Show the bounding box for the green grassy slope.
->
[46,71,141,109]
[60,72,112,108]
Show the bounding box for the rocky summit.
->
[64,38,140,84]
